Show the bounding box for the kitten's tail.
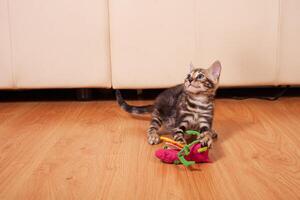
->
[115,90,154,114]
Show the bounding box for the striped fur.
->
[116,61,222,147]
[116,90,154,114]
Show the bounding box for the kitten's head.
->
[184,60,222,95]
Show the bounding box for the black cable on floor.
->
[231,85,290,101]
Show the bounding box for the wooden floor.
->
[0,98,299,200]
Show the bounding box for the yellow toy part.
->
[160,136,184,148]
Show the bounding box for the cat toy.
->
[155,130,210,166]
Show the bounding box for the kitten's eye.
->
[197,73,204,80]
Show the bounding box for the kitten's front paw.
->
[173,133,187,145]
[198,132,213,148]
[147,133,160,145]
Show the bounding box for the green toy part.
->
[177,130,206,167]
[185,130,201,136]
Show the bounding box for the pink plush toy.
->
[155,143,210,164]
[155,131,211,166]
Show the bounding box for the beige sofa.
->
[1,0,299,89]
[0,0,111,89]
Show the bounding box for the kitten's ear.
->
[208,60,222,82]
[189,62,194,72]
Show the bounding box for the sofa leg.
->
[76,88,92,101]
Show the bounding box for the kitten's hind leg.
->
[147,111,162,145]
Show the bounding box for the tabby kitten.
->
[116,60,222,148]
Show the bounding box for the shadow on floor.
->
[0,86,299,102]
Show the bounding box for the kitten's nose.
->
[188,76,193,83]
